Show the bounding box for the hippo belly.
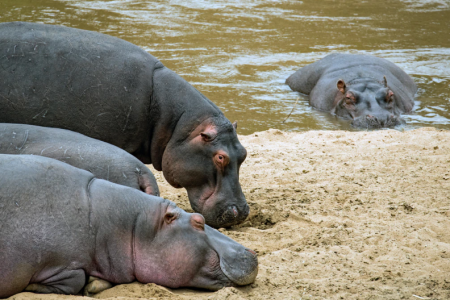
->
[0,123,159,196]
[0,155,257,297]
[286,53,418,128]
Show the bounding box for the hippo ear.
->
[383,76,388,87]
[337,79,346,94]
[164,212,178,224]
[201,127,218,142]
[232,121,238,130]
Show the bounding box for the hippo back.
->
[0,22,159,153]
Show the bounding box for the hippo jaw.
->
[189,179,250,228]
[219,248,258,286]
[134,205,257,291]
[206,226,258,287]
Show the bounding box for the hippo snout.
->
[352,114,405,128]
[213,204,249,228]
[220,247,258,286]
[206,225,258,288]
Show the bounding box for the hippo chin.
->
[0,155,257,297]
[0,21,248,228]
[286,53,418,129]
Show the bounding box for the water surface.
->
[1,0,449,134]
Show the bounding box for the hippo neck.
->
[146,66,223,171]
[88,179,162,283]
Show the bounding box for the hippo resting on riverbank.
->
[0,155,258,298]
[0,123,159,196]
[0,22,248,228]
[286,53,417,128]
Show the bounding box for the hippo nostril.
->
[232,206,238,218]
[246,248,257,256]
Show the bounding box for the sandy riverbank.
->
[10,128,450,300]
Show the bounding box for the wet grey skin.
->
[0,155,258,298]
[0,123,159,196]
[286,53,417,128]
[0,21,249,228]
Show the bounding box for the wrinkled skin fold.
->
[0,21,248,228]
[0,155,258,298]
[286,53,417,128]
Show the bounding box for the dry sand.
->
[9,128,450,300]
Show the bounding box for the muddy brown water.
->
[1,0,449,134]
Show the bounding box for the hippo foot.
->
[24,269,86,294]
[25,283,55,293]
[83,276,113,296]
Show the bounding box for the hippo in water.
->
[0,22,248,228]
[0,154,258,297]
[0,123,159,196]
[286,53,417,128]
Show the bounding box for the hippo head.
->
[134,203,258,290]
[331,77,406,128]
[162,117,249,228]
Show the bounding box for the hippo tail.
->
[138,168,160,196]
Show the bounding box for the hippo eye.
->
[344,92,356,105]
[214,152,229,171]
[164,212,178,225]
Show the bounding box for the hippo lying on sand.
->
[0,22,248,228]
[286,53,417,128]
[0,123,159,196]
[0,155,258,297]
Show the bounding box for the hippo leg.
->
[24,269,86,295]
[83,276,113,296]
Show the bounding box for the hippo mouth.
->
[351,114,406,128]
[196,188,249,228]
[204,226,258,289]
[219,248,258,286]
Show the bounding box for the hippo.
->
[0,22,248,228]
[286,53,417,128]
[0,123,159,196]
[0,154,258,298]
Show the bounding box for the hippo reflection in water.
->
[0,155,258,297]
[286,53,417,128]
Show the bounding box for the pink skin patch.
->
[232,207,238,217]
[199,151,230,212]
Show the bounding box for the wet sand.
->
[9,127,450,300]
